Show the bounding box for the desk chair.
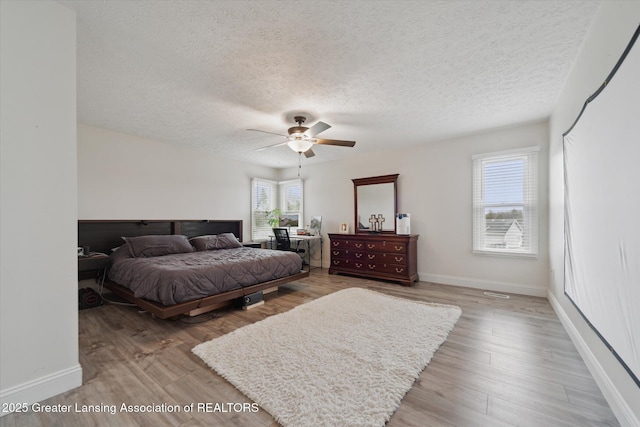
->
[272,228,305,259]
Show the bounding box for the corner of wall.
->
[547,291,639,427]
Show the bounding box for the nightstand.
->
[78,253,109,284]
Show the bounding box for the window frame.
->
[251,178,303,241]
[279,179,304,223]
[472,147,539,258]
[251,178,277,241]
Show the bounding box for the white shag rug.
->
[192,287,461,426]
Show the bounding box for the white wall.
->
[548,2,640,426]
[78,124,278,240]
[79,119,550,298]
[281,120,550,297]
[0,0,81,411]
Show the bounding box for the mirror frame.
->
[352,174,399,234]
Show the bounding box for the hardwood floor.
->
[1,271,619,426]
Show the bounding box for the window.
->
[279,179,303,226]
[472,147,538,257]
[251,178,303,240]
[251,178,277,241]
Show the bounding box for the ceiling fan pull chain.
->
[298,152,302,177]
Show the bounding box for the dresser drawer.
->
[332,259,366,270]
[331,258,350,268]
[330,248,349,260]
[331,249,366,261]
[364,240,407,253]
[330,238,365,250]
[350,261,366,271]
[364,252,407,264]
[365,262,409,276]
[330,239,346,249]
[349,240,365,251]
[362,262,409,277]
[332,257,367,268]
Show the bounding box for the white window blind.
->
[251,178,277,241]
[280,179,303,223]
[472,147,538,257]
[251,178,303,241]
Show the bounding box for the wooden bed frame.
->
[78,220,309,319]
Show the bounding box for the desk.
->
[290,235,322,271]
[242,241,263,248]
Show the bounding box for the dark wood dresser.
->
[328,233,418,286]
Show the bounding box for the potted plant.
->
[266,208,282,228]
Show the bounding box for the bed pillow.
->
[189,233,243,251]
[123,235,194,258]
[217,232,243,249]
[109,244,133,262]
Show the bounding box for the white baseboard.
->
[547,292,639,427]
[419,272,547,297]
[0,364,82,417]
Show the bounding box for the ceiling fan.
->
[248,116,356,158]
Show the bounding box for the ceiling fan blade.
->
[307,121,331,137]
[303,148,315,158]
[314,138,356,147]
[254,141,288,151]
[247,129,289,137]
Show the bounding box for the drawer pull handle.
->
[395,256,403,262]
[394,245,403,251]
[368,254,375,259]
[355,253,362,258]
[333,251,340,255]
[367,244,375,249]
[355,243,363,248]
[368,265,376,270]
[395,267,404,273]
[332,242,339,247]
[355,263,362,268]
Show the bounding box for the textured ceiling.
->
[60,0,600,168]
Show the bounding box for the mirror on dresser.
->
[352,174,398,234]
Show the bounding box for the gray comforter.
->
[108,248,303,305]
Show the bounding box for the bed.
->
[78,220,309,318]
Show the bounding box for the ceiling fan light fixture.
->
[250,115,355,161]
[287,139,313,153]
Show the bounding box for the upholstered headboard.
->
[78,220,243,255]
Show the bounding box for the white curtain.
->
[564,28,640,386]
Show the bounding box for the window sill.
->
[473,249,538,259]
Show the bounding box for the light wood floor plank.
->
[0,271,619,426]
